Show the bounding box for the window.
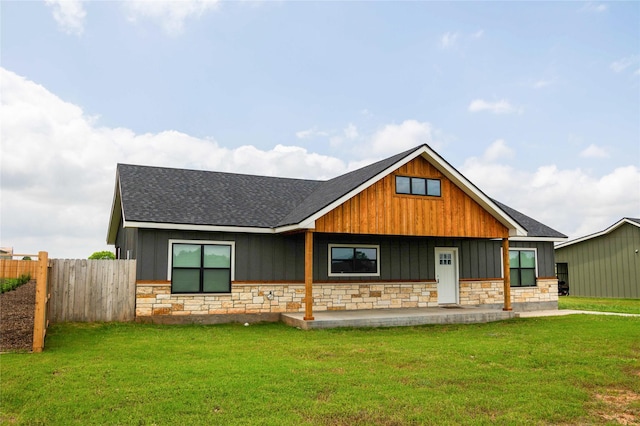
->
[328,244,380,277]
[396,176,441,197]
[509,249,537,287]
[439,253,452,265]
[169,240,234,293]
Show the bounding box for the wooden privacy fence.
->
[49,259,137,323]
[0,257,39,278]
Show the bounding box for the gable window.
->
[509,249,537,287]
[329,244,380,277]
[396,176,441,197]
[169,240,234,293]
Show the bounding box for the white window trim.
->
[167,239,236,281]
[328,243,381,277]
[501,247,538,286]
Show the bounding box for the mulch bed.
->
[0,280,36,352]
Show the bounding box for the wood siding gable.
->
[314,156,509,238]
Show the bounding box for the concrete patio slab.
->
[281,306,516,330]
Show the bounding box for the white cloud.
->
[368,120,437,158]
[344,123,358,140]
[461,141,640,239]
[483,139,515,162]
[2,69,637,260]
[580,2,608,13]
[45,0,86,36]
[439,32,459,49]
[295,126,329,139]
[580,144,609,159]
[533,79,555,89]
[0,68,346,258]
[440,30,483,49]
[610,55,640,73]
[468,99,519,114]
[124,0,220,35]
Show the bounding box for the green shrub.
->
[88,251,115,260]
[0,274,31,294]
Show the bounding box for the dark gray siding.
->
[314,234,510,281]
[134,228,557,284]
[115,219,138,261]
[555,223,640,298]
[136,229,304,281]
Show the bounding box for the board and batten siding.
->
[555,223,640,298]
[132,227,557,284]
[316,236,556,282]
[314,156,509,239]
[135,229,305,282]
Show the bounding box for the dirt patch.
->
[594,389,640,425]
[0,280,36,352]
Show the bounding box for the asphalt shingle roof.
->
[118,164,320,228]
[117,145,566,238]
[492,199,566,238]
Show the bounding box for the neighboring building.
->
[555,218,640,299]
[106,144,567,322]
[0,247,13,260]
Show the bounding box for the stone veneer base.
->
[135,278,559,321]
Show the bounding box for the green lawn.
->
[559,296,640,315]
[1,316,639,425]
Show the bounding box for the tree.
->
[89,251,115,260]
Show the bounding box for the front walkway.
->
[282,306,515,330]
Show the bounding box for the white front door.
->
[435,248,458,304]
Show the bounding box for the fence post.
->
[32,251,49,352]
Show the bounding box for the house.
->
[106,144,567,323]
[555,218,640,299]
[0,247,13,260]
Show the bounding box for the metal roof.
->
[555,217,639,249]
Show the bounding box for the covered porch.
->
[283,305,515,330]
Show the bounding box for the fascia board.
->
[555,218,639,249]
[123,220,275,234]
[301,148,426,226]
[274,222,315,234]
[301,145,526,237]
[422,148,528,237]
[510,236,568,243]
[106,173,123,245]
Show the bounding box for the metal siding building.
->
[555,218,640,298]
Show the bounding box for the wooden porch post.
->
[304,230,314,321]
[502,238,512,311]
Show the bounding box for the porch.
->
[281,305,515,330]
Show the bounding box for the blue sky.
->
[1,1,639,258]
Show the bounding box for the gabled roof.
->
[555,217,640,249]
[107,144,566,243]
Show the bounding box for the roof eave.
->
[555,218,640,249]
[123,220,276,234]
[106,170,123,245]
[286,145,527,237]
[511,236,568,243]
[418,147,528,237]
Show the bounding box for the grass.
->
[0,274,30,294]
[1,316,639,425]
[559,296,640,315]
